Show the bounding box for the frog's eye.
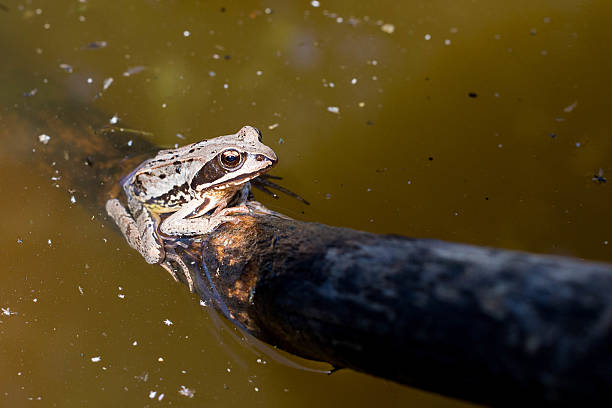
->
[218,149,244,170]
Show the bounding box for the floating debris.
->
[381,23,395,34]
[109,114,120,124]
[59,63,73,73]
[327,106,340,114]
[84,40,107,49]
[91,356,101,362]
[122,66,146,77]
[311,0,320,7]
[24,88,38,97]
[1,307,16,316]
[178,386,195,398]
[102,77,114,91]
[268,123,279,130]
[163,318,173,326]
[38,134,51,144]
[563,100,578,113]
[592,169,607,184]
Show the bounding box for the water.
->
[1,0,611,406]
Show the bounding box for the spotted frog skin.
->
[105,125,277,269]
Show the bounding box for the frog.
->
[105,125,277,288]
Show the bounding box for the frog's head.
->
[189,125,277,196]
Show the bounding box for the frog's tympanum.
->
[106,125,277,276]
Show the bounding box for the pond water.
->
[0,0,610,406]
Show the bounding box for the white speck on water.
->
[183,30,190,37]
[208,71,216,77]
[604,241,609,245]
[450,27,458,34]
[498,144,503,148]
[351,78,357,85]
[278,137,284,144]
[109,114,119,124]
[254,387,260,392]
[17,238,23,244]
[158,357,164,362]
[544,17,551,23]
[223,83,229,89]
[358,101,365,107]
[78,286,84,295]
[176,133,185,139]
[381,23,395,34]
[444,39,451,45]
[163,318,173,326]
[149,391,157,399]
[264,8,272,14]
[268,123,279,130]
[127,140,133,147]
[122,66,146,77]
[256,70,263,76]
[132,340,138,346]
[47,239,52,246]
[179,386,195,398]
[336,17,343,23]
[91,356,101,362]
[38,134,51,144]
[226,367,231,372]
[158,393,165,401]
[327,106,340,114]
[407,180,412,185]
[78,15,86,22]
[103,77,113,91]
[161,103,167,108]
[563,100,578,113]
[43,23,51,29]
[212,53,220,59]
[424,33,431,40]
[70,195,76,204]
[2,307,16,316]
[118,293,125,299]
[541,50,548,56]
[575,142,581,147]
[33,298,38,303]
[311,0,320,7]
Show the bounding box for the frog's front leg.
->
[159,197,247,237]
[105,197,165,264]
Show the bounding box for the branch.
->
[10,106,612,406]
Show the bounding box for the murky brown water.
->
[1,0,610,406]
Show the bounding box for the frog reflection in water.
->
[105,126,277,289]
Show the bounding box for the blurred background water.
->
[0,0,610,406]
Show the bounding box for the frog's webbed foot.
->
[161,249,195,292]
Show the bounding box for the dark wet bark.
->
[5,106,612,406]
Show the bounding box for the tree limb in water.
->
[7,107,612,406]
